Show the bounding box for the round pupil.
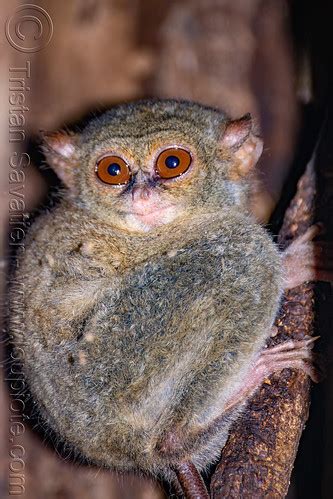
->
[107,163,121,176]
[165,155,180,169]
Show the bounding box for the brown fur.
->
[10,99,282,480]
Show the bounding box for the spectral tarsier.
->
[10,100,327,496]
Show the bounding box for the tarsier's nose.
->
[131,184,151,201]
[131,170,154,201]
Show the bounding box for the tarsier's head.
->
[43,100,262,232]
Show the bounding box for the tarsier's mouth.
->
[122,196,177,217]
[131,205,173,217]
[122,203,179,228]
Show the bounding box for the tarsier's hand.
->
[282,224,333,290]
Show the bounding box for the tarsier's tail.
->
[174,461,209,499]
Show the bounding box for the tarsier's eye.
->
[156,147,192,179]
[95,155,131,185]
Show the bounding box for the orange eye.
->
[155,147,192,179]
[95,155,131,185]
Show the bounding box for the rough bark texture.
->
[210,161,316,498]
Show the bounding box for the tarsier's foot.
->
[283,224,333,290]
[256,336,322,383]
[223,335,321,413]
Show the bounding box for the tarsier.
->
[10,100,327,498]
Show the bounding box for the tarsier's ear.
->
[41,131,79,193]
[220,114,263,179]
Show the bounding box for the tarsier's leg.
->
[172,336,321,499]
[282,224,333,289]
[172,337,321,499]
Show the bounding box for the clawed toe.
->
[257,336,323,383]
